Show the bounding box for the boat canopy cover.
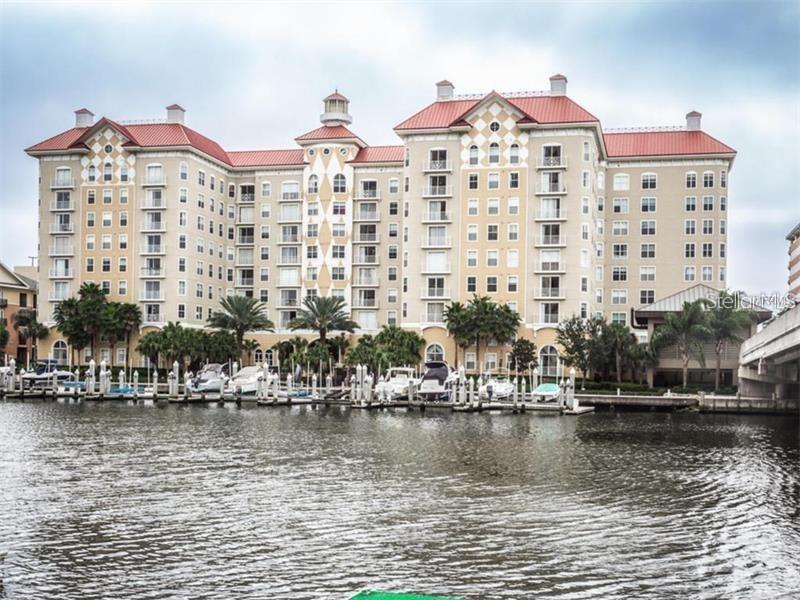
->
[533,383,560,394]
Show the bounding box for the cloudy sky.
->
[1,1,797,294]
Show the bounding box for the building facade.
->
[787,222,800,298]
[0,262,38,364]
[26,76,736,373]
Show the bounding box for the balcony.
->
[235,279,254,287]
[140,196,166,209]
[48,245,74,256]
[276,280,302,288]
[534,288,565,299]
[536,234,567,246]
[421,211,452,223]
[235,256,254,267]
[354,210,381,221]
[536,156,568,169]
[421,288,451,300]
[48,289,71,302]
[236,236,255,245]
[278,235,301,244]
[354,189,381,200]
[422,236,452,249]
[277,298,300,308]
[353,255,379,266]
[534,208,567,221]
[423,160,451,172]
[50,199,75,211]
[139,245,166,255]
[237,215,255,225]
[421,185,452,198]
[48,268,74,279]
[353,276,380,286]
[536,182,568,195]
[353,232,380,243]
[277,213,302,223]
[143,312,162,324]
[281,192,300,201]
[534,261,566,273]
[421,262,451,274]
[50,176,76,189]
[419,311,446,325]
[277,257,301,266]
[49,223,74,234]
[140,174,168,187]
[240,193,255,203]
[139,291,165,301]
[140,267,165,278]
[140,221,166,233]
[353,298,379,309]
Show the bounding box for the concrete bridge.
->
[738,303,800,401]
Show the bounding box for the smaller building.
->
[634,284,770,387]
[787,222,800,297]
[0,261,40,365]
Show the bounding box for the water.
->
[0,402,798,599]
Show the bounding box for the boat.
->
[188,363,228,393]
[375,367,419,400]
[531,382,561,403]
[478,375,515,401]
[226,366,274,396]
[416,361,457,402]
[21,359,74,388]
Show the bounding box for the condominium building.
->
[788,222,800,297]
[26,75,736,373]
[0,261,38,364]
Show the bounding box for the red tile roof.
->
[228,149,305,167]
[349,145,404,164]
[394,93,598,130]
[604,130,736,157]
[295,124,365,144]
[25,127,86,152]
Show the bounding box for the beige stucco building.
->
[787,222,800,297]
[26,75,736,374]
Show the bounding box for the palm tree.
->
[242,339,260,365]
[466,295,495,372]
[605,323,636,383]
[652,300,711,388]
[329,334,350,365]
[136,331,162,369]
[706,291,757,391]
[0,321,9,354]
[118,303,142,370]
[12,309,49,364]
[288,295,357,343]
[444,301,471,369]
[208,295,274,358]
[53,297,89,366]
[77,282,108,362]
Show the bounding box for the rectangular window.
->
[486,276,497,292]
[612,198,629,213]
[703,196,714,211]
[640,290,655,305]
[487,225,498,241]
[641,174,657,189]
[488,173,499,190]
[685,242,696,258]
[685,196,696,211]
[507,197,519,215]
[703,219,713,235]
[685,220,696,235]
[508,224,519,241]
[612,221,628,236]
[467,198,478,216]
[684,266,696,281]
[487,198,499,215]
[686,172,697,188]
[640,266,656,282]
[508,172,519,189]
[640,197,656,212]
[468,173,479,190]
[640,220,656,235]
[466,276,477,293]
[640,243,656,258]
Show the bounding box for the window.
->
[583,141,591,161]
[469,145,478,165]
[489,120,500,132]
[87,190,95,204]
[640,220,656,235]
[702,266,713,282]
[684,266,696,281]
[332,223,345,237]
[612,198,629,213]
[640,290,655,305]
[613,174,629,191]
[640,266,656,282]
[332,245,345,259]
[641,243,656,259]
[389,178,399,194]
[507,250,519,268]
[179,162,188,180]
[612,221,629,236]
[703,219,714,235]
[103,189,112,204]
[119,189,128,204]
[509,172,519,189]
[467,224,478,242]
[468,198,478,216]
[611,313,626,326]
[641,197,656,212]
[333,174,346,193]
[612,266,628,281]
[612,243,628,258]
[720,196,727,211]
[488,173,499,189]
[87,212,95,227]
[488,143,500,164]
[425,344,445,362]
[685,220,696,235]
[582,170,590,188]
[703,196,714,211]
[641,173,657,189]
[720,243,726,258]
[86,257,94,272]
[486,276,498,292]
[720,219,726,235]
[467,250,477,267]
[103,163,113,182]
[720,170,727,188]
[198,170,205,186]
[508,224,519,241]
[508,197,519,215]
[307,175,318,194]
[102,212,112,227]
[686,172,697,188]
[466,276,477,293]
[487,250,498,267]
[307,223,318,237]
[119,234,127,250]
[611,289,627,305]
[685,243,696,258]
[119,212,128,227]
[487,198,499,215]
[702,242,713,258]
[509,144,519,164]
[487,224,499,241]
[468,173,479,190]
[703,171,714,188]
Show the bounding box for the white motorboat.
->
[188,363,228,393]
[417,361,457,402]
[226,366,276,396]
[478,375,516,401]
[532,383,562,403]
[21,359,74,388]
[375,367,419,400]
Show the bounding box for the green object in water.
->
[350,592,463,600]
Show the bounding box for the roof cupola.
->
[320,90,352,126]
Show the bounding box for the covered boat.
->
[478,375,515,400]
[188,363,228,393]
[375,367,419,400]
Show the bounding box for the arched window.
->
[88,165,97,182]
[425,343,444,362]
[254,349,263,364]
[509,144,519,164]
[488,143,500,164]
[52,340,68,365]
[179,161,188,181]
[103,162,113,182]
[469,145,478,165]
[308,175,319,194]
[264,349,273,366]
[333,174,346,193]
[540,345,559,378]
[120,164,128,182]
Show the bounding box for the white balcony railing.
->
[236,236,255,245]
[139,291,165,301]
[49,223,74,234]
[48,288,71,301]
[140,221,166,233]
[421,185,452,197]
[140,174,168,187]
[535,288,564,298]
[235,279,255,287]
[536,261,566,272]
[422,236,451,248]
[139,245,165,254]
[353,232,380,243]
[279,235,300,244]
[536,235,567,246]
[354,210,381,221]
[421,288,451,299]
[277,212,302,223]
[420,311,446,325]
[50,200,75,211]
[48,268,74,278]
[48,245,74,256]
[535,208,567,220]
[536,182,568,195]
[421,262,451,274]
[423,160,452,172]
[50,176,75,189]
[353,298,379,309]
[143,312,162,323]
[277,257,301,266]
[353,255,379,265]
[140,267,165,277]
[422,211,452,223]
[354,189,380,200]
[353,276,380,286]
[281,192,300,201]
[140,197,167,209]
[536,156,567,168]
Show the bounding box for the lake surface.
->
[0,401,798,599]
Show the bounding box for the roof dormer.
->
[320,90,352,126]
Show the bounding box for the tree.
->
[345,335,387,375]
[135,331,162,368]
[118,303,142,369]
[628,341,659,386]
[77,282,108,362]
[329,334,350,365]
[706,290,757,391]
[557,316,607,388]
[652,300,711,388]
[507,338,537,373]
[488,302,522,367]
[444,301,472,369]
[12,309,49,362]
[242,339,260,365]
[0,320,9,353]
[159,322,192,368]
[53,297,88,365]
[373,325,425,368]
[204,331,238,364]
[606,323,636,383]
[288,296,357,343]
[208,295,274,357]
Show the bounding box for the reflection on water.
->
[0,402,797,599]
